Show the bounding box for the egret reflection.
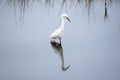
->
[50,42,70,71]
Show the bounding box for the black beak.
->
[66,17,71,23]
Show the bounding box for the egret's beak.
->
[66,17,71,23]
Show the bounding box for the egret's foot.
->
[62,65,71,71]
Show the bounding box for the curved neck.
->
[60,18,65,28]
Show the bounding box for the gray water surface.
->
[0,0,120,80]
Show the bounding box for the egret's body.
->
[50,13,71,43]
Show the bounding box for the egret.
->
[50,13,71,44]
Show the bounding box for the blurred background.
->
[0,0,120,80]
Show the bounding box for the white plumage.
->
[50,13,71,43]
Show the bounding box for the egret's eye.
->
[63,16,66,18]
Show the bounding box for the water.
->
[0,0,120,80]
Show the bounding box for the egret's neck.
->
[60,18,65,28]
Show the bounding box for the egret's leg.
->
[59,38,61,44]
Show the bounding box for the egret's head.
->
[61,13,71,23]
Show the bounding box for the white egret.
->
[50,13,71,44]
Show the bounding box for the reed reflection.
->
[1,0,119,22]
[50,42,70,71]
[104,0,109,20]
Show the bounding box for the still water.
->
[0,0,120,80]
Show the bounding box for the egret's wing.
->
[50,29,61,39]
